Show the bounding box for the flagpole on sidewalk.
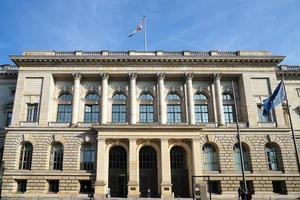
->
[232,81,247,191]
[281,75,300,172]
[144,16,147,51]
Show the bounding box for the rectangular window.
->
[207,181,221,194]
[272,181,287,194]
[195,104,209,123]
[6,111,12,127]
[48,180,59,193]
[112,104,127,123]
[223,105,235,123]
[16,180,27,193]
[257,105,272,122]
[57,104,72,123]
[84,105,99,123]
[167,105,181,123]
[26,103,38,122]
[139,104,154,123]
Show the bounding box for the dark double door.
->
[170,146,189,197]
[108,146,128,197]
[139,146,158,197]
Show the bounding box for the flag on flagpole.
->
[128,17,145,38]
[262,81,286,116]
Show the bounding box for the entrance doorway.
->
[170,146,189,197]
[108,146,128,197]
[139,146,158,197]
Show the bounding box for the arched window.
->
[84,93,100,123]
[222,93,235,123]
[50,142,64,170]
[139,93,154,123]
[112,93,128,123]
[57,93,72,123]
[194,93,209,123]
[80,143,95,170]
[234,143,252,171]
[167,93,182,123]
[19,142,33,170]
[265,143,283,171]
[203,143,219,171]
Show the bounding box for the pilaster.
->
[128,139,139,198]
[158,73,166,124]
[213,73,225,126]
[186,73,195,124]
[129,73,137,124]
[101,73,109,124]
[95,137,107,197]
[160,139,172,198]
[72,72,81,125]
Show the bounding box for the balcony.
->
[48,122,71,127]
[225,122,247,128]
[20,121,38,127]
[78,122,99,127]
[257,122,277,128]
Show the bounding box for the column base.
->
[127,181,139,198]
[160,182,172,199]
[95,180,106,197]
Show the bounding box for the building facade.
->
[0,50,299,199]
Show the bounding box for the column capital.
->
[185,73,194,80]
[100,73,109,80]
[129,72,137,80]
[212,73,222,80]
[72,72,82,80]
[157,72,166,80]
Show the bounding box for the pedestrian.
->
[246,191,252,200]
[241,189,247,200]
[89,184,95,200]
[238,186,242,200]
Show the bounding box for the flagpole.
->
[281,75,300,172]
[144,16,147,51]
[232,81,247,192]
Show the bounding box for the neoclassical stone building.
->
[0,50,299,199]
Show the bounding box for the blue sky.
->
[0,0,299,64]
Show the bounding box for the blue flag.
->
[262,81,286,116]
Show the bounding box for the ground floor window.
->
[16,180,27,193]
[79,180,92,193]
[240,180,255,194]
[272,181,287,194]
[207,181,221,194]
[48,180,59,193]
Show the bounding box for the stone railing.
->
[20,121,38,127]
[22,50,272,57]
[48,122,71,127]
[257,122,277,128]
[225,122,248,128]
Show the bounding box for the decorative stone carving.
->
[72,72,82,80]
[100,73,109,80]
[185,73,194,80]
[212,73,222,80]
[129,73,137,80]
[157,73,165,80]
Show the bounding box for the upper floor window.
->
[112,93,127,123]
[139,93,154,123]
[57,93,72,123]
[80,143,95,171]
[19,142,33,170]
[265,143,283,171]
[84,93,100,123]
[50,142,64,170]
[234,143,252,171]
[6,111,12,127]
[203,143,219,171]
[167,93,182,123]
[26,103,38,122]
[222,93,235,123]
[258,104,272,123]
[194,93,209,123]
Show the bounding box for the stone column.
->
[129,73,137,124]
[95,137,107,197]
[72,73,81,125]
[158,73,167,124]
[101,73,109,124]
[213,73,225,126]
[186,73,195,124]
[128,139,139,198]
[160,139,172,198]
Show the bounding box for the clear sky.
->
[0,0,299,64]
